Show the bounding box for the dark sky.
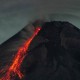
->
[0,0,80,44]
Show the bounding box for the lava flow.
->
[0,27,41,80]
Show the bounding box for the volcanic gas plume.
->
[0,27,41,80]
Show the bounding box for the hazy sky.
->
[0,0,80,44]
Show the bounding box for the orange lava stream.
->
[0,27,41,80]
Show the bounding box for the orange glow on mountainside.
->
[0,27,41,80]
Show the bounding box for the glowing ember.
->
[0,27,41,80]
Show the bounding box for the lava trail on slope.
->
[0,27,41,80]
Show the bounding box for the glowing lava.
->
[0,27,41,80]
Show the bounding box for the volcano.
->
[0,21,80,80]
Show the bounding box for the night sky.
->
[0,0,80,44]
